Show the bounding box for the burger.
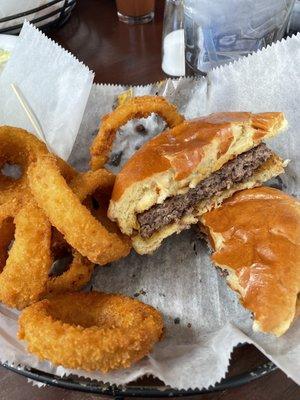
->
[108,112,287,254]
[200,187,300,336]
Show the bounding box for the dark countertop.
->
[1,0,299,399]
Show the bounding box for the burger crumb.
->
[135,124,148,135]
[174,317,180,325]
[192,242,197,255]
[109,151,123,167]
[134,289,146,298]
[92,128,98,138]
[187,323,192,328]
[194,227,207,242]
[112,99,118,110]
[159,293,166,298]
[135,145,141,150]
[218,268,228,278]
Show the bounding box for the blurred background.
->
[0,0,299,82]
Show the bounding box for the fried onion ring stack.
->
[0,126,131,308]
[0,121,163,373]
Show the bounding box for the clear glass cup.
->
[290,0,300,32]
[161,0,185,77]
[184,0,296,75]
[116,0,155,24]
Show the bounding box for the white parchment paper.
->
[0,23,299,390]
[0,22,94,160]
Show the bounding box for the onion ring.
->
[0,201,52,309]
[18,292,164,372]
[90,95,184,170]
[28,155,131,265]
[45,169,116,295]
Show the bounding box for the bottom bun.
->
[133,154,285,254]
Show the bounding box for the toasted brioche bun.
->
[201,187,300,337]
[109,112,287,254]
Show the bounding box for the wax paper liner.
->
[0,21,94,160]
[0,26,300,390]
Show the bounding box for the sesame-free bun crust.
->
[201,187,300,337]
[109,112,287,254]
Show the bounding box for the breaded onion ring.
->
[18,292,164,372]
[46,170,116,295]
[90,96,184,170]
[44,174,97,296]
[28,155,131,265]
[0,201,52,309]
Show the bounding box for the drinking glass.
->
[116,0,155,24]
[185,0,296,75]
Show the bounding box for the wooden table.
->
[0,0,299,399]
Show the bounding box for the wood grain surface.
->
[0,0,299,399]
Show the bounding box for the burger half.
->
[108,112,287,254]
[201,187,300,336]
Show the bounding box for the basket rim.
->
[2,358,277,397]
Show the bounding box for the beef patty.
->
[137,143,272,239]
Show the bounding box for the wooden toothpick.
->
[11,83,53,152]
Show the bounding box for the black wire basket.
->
[3,358,276,398]
[0,0,76,35]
